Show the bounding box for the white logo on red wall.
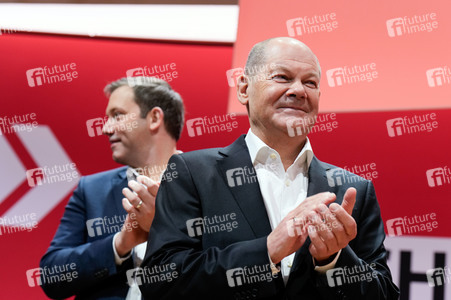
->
[426,167,451,187]
[26,68,45,87]
[0,124,80,226]
[26,168,44,187]
[426,67,451,87]
[226,68,244,87]
[86,117,106,137]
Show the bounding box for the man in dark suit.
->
[139,37,399,299]
[39,77,184,299]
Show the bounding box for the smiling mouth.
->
[278,106,308,113]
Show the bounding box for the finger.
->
[122,187,142,208]
[288,218,308,238]
[315,203,330,222]
[341,187,356,215]
[309,211,338,251]
[319,192,337,205]
[122,198,135,213]
[308,223,328,258]
[128,180,153,207]
[290,192,335,227]
[321,206,346,241]
[330,204,357,239]
[128,180,145,195]
[137,175,160,196]
[315,204,342,236]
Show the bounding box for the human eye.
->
[271,74,289,82]
[112,112,126,121]
[304,79,319,88]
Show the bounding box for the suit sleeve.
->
[139,155,280,299]
[314,181,400,300]
[39,177,132,299]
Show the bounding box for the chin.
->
[112,153,128,166]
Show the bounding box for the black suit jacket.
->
[140,135,399,299]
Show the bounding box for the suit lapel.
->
[110,167,128,216]
[216,135,272,239]
[306,156,334,197]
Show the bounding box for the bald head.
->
[245,37,321,77]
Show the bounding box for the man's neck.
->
[250,127,307,171]
[132,140,178,180]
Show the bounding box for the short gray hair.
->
[245,37,322,78]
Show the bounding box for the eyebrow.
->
[271,65,320,78]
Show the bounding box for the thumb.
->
[342,187,356,215]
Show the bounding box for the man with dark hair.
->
[40,76,184,299]
[139,38,399,299]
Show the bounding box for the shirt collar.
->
[245,128,314,169]
[126,167,141,182]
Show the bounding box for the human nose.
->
[102,117,115,135]
[285,79,307,100]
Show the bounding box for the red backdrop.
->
[1,11,450,298]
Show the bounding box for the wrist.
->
[266,236,282,264]
[114,232,133,257]
[314,252,338,266]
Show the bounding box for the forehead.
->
[263,42,320,73]
[106,85,136,111]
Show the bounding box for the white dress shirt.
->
[245,129,339,284]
